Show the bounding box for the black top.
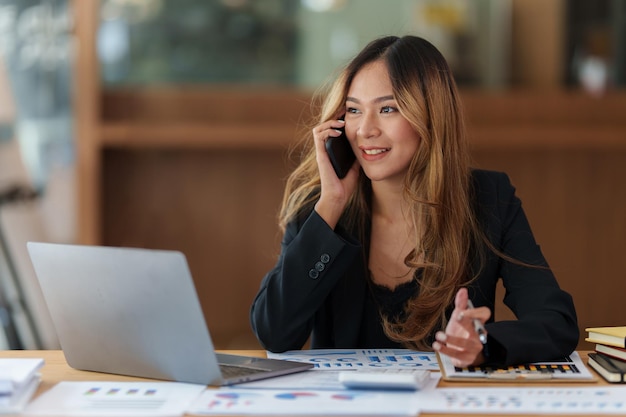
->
[359,279,418,348]
[250,169,579,365]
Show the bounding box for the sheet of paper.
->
[0,358,44,414]
[417,386,626,414]
[0,375,40,415]
[186,388,421,416]
[24,381,205,417]
[233,369,441,391]
[0,358,44,391]
[267,349,439,371]
[439,351,596,381]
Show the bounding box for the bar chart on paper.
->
[418,386,626,414]
[24,381,206,416]
[267,349,439,370]
[438,351,595,381]
[187,388,421,415]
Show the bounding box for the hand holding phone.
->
[325,124,356,179]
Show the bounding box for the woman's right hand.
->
[312,118,359,229]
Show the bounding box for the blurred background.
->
[0,0,624,352]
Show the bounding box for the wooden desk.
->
[1,350,610,417]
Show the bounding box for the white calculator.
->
[338,369,430,391]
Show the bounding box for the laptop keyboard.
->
[219,364,268,379]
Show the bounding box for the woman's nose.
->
[357,113,381,139]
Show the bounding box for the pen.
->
[466,299,488,344]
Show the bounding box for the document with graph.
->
[267,348,439,371]
[438,351,595,382]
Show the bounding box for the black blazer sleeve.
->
[250,210,361,352]
[471,170,579,365]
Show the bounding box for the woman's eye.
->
[346,107,359,114]
[381,106,396,113]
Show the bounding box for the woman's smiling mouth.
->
[362,148,390,155]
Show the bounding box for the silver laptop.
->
[26,242,312,385]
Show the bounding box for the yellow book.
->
[586,326,626,348]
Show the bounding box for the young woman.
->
[250,35,578,367]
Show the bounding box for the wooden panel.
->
[101,148,293,349]
[462,91,626,126]
[101,87,315,125]
[72,0,102,245]
[101,89,626,127]
[101,124,300,150]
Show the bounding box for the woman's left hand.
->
[432,287,491,367]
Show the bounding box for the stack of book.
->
[0,358,43,414]
[586,326,626,383]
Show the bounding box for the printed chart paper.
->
[0,375,40,415]
[0,358,44,415]
[267,349,439,370]
[186,388,421,416]
[234,370,346,390]
[0,358,44,390]
[233,369,441,391]
[439,351,595,381]
[24,381,206,417]
[418,386,626,414]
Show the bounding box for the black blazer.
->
[250,169,579,365]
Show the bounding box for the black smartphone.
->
[325,126,356,179]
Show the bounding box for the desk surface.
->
[1,350,608,417]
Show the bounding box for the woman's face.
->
[345,59,421,185]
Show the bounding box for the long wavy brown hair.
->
[279,35,484,350]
